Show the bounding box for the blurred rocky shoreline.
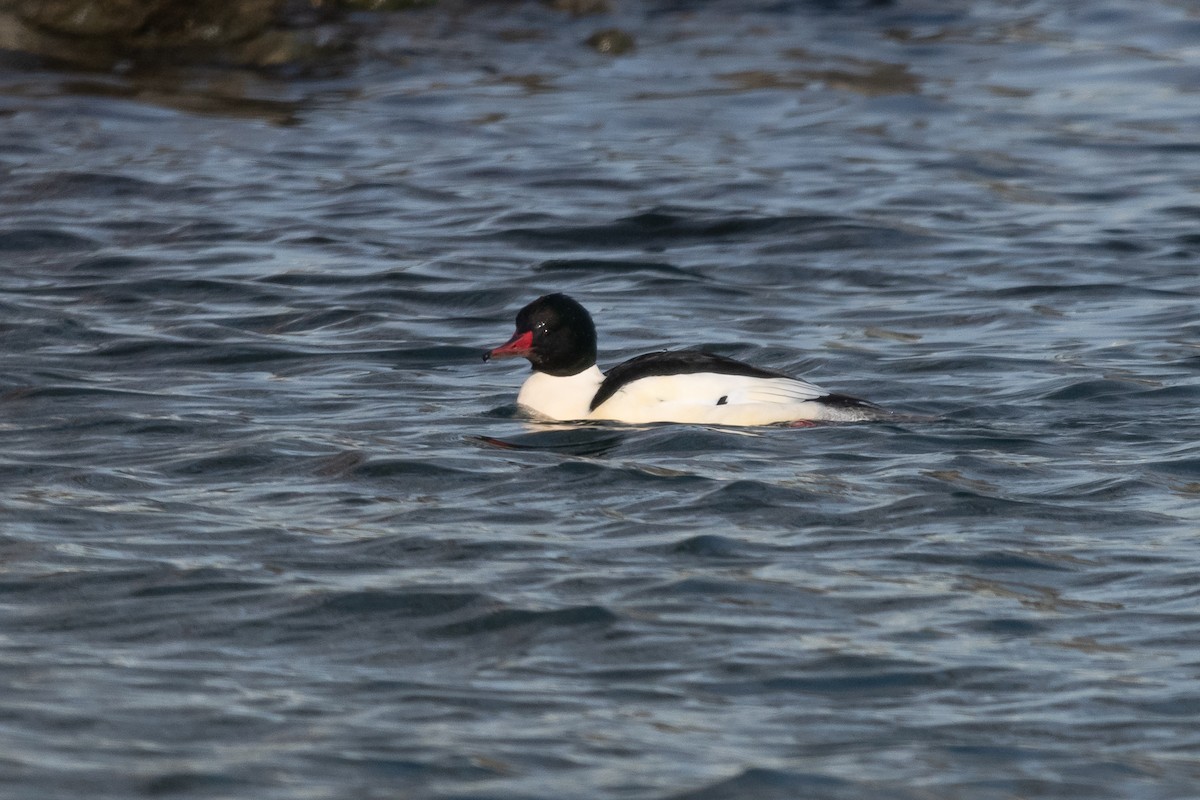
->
[0,0,622,68]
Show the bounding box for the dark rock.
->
[7,0,285,44]
[0,0,335,67]
[13,0,155,37]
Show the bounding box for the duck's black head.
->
[484,293,598,376]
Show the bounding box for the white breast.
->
[516,366,605,421]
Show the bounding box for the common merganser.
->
[484,293,885,426]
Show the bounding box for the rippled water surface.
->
[3,1,1200,797]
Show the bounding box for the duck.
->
[484,293,885,426]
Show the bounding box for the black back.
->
[589,350,792,411]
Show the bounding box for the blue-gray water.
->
[3,2,1200,798]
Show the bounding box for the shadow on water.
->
[0,58,317,124]
[470,428,628,457]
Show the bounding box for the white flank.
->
[589,373,837,425]
[514,367,871,425]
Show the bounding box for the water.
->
[2,1,1199,797]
